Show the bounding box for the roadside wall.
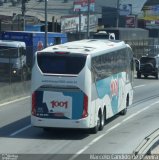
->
[0,81,30,104]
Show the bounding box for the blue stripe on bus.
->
[64,91,84,119]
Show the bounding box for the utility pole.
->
[0,20,1,32]
[87,0,90,39]
[21,0,26,31]
[45,0,48,48]
[116,0,120,28]
[79,9,81,40]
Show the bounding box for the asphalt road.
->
[0,77,159,159]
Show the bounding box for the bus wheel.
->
[90,114,100,134]
[103,108,106,125]
[99,110,104,131]
[120,96,129,116]
[90,110,104,134]
[120,107,127,115]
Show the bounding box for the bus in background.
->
[31,39,134,134]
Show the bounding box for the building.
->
[0,0,159,32]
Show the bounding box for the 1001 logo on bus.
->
[110,79,118,96]
[50,100,68,109]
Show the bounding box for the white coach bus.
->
[31,39,134,133]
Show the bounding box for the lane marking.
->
[123,101,159,123]
[134,85,145,89]
[69,134,106,160]
[0,96,30,107]
[69,100,159,160]
[69,123,122,160]
[10,125,32,137]
[107,123,121,132]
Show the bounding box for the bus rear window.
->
[37,53,87,74]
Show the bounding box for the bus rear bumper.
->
[31,116,92,129]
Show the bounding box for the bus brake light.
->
[32,92,36,116]
[82,94,88,118]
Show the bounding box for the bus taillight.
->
[82,94,88,118]
[32,92,36,116]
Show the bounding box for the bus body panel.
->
[31,116,91,129]
[31,54,95,129]
[92,71,133,119]
[33,89,84,120]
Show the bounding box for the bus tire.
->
[103,107,106,125]
[99,110,104,131]
[90,121,99,134]
[90,110,104,134]
[90,113,100,134]
[120,95,129,116]
[120,107,127,115]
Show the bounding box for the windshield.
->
[93,34,110,39]
[140,57,156,64]
[0,46,19,58]
[37,53,87,74]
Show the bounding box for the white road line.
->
[0,96,30,107]
[123,101,159,123]
[68,134,106,160]
[123,108,148,122]
[10,125,32,137]
[69,100,159,160]
[107,123,121,132]
[69,124,121,160]
[134,85,145,89]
